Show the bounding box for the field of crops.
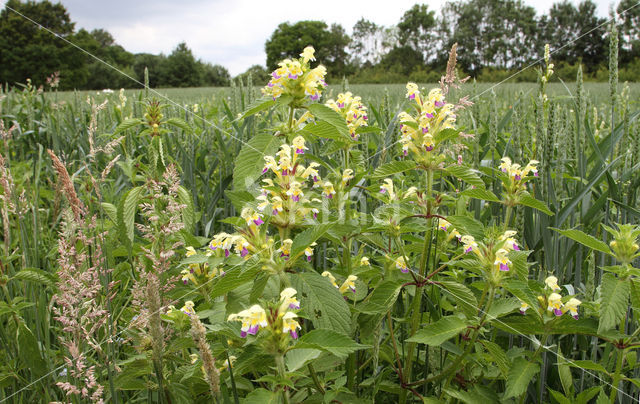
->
[0,45,639,404]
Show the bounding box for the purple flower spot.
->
[309,93,319,101]
[290,330,298,339]
[225,250,230,257]
[183,279,188,285]
[267,82,274,88]
[296,148,305,154]
[363,115,368,120]
[513,243,520,251]
[190,268,195,273]
[307,255,312,262]
[262,167,268,174]
[289,74,298,79]
[253,218,264,226]
[241,247,249,257]
[289,302,300,309]
[514,174,522,181]
[554,308,562,316]
[240,330,247,338]
[465,247,473,253]
[499,263,510,272]
[313,175,319,182]
[380,189,386,194]
[326,194,333,199]
[422,127,429,134]
[519,309,526,315]
[292,195,300,202]
[425,145,434,152]
[572,314,579,320]
[534,172,539,177]
[401,267,409,273]
[272,72,280,79]
[273,209,279,215]
[425,112,434,118]
[248,325,259,335]
[435,101,445,107]
[408,94,415,100]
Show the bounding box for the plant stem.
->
[308,363,325,394]
[400,170,434,404]
[275,354,291,404]
[609,315,627,403]
[503,205,513,232]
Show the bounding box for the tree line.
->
[0,0,230,90]
[1,0,639,90]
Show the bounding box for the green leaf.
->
[503,279,538,315]
[444,385,499,404]
[290,223,332,262]
[177,186,195,233]
[460,188,500,202]
[225,190,255,212]
[357,280,403,315]
[551,228,611,256]
[164,117,192,133]
[518,192,554,215]
[370,161,417,179]
[11,268,57,288]
[444,215,485,240]
[302,121,351,143]
[233,132,281,190]
[567,360,609,374]
[481,340,509,378]
[307,103,350,137]
[557,347,574,396]
[293,329,369,359]
[293,272,352,335]
[504,358,539,398]
[486,298,520,321]
[406,316,467,346]
[598,273,630,333]
[285,348,322,372]
[118,186,144,246]
[241,97,275,119]
[101,202,117,223]
[18,322,47,378]
[548,389,573,404]
[243,388,281,404]
[440,280,478,319]
[444,165,485,188]
[113,118,143,135]
[210,260,262,299]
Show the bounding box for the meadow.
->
[0,44,639,404]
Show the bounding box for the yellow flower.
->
[278,239,293,259]
[395,256,409,273]
[360,257,370,266]
[379,178,396,200]
[323,182,336,199]
[279,288,300,311]
[494,248,511,272]
[292,136,308,155]
[341,169,354,186]
[322,271,338,288]
[544,276,560,291]
[180,301,196,317]
[228,305,268,337]
[406,82,420,101]
[304,242,317,262]
[282,311,301,339]
[547,293,563,316]
[339,275,357,294]
[565,297,581,319]
[300,46,316,63]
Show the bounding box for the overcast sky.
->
[1,0,615,76]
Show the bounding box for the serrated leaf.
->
[440,280,478,319]
[292,329,369,359]
[481,340,509,377]
[503,279,538,315]
[290,223,332,262]
[164,117,191,133]
[293,272,352,335]
[406,316,467,346]
[504,358,539,398]
[444,215,485,240]
[113,118,143,135]
[567,360,609,374]
[557,347,574,396]
[285,348,322,372]
[225,190,254,212]
[307,103,350,137]
[11,268,57,288]
[302,120,351,143]
[118,186,144,246]
[210,260,262,299]
[598,273,630,333]
[519,193,554,215]
[18,323,47,378]
[370,161,417,179]
[357,280,403,314]
[444,165,485,188]
[243,388,280,404]
[552,228,611,256]
[101,202,117,223]
[177,186,195,233]
[486,298,520,321]
[444,385,499,404]
[460,188,500,202]
[241,97,275,119]
[233,132,281,190]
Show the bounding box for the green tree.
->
[397,4,437,63]
[617,0,640,63]
[539,0,606,70]
[0,0,88,89]
[133,53,166,88]
[235,65,270,85]
[163,42,202,87]
[350,18,387,67]
[200,62,230,87]
[265,20,350,77]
